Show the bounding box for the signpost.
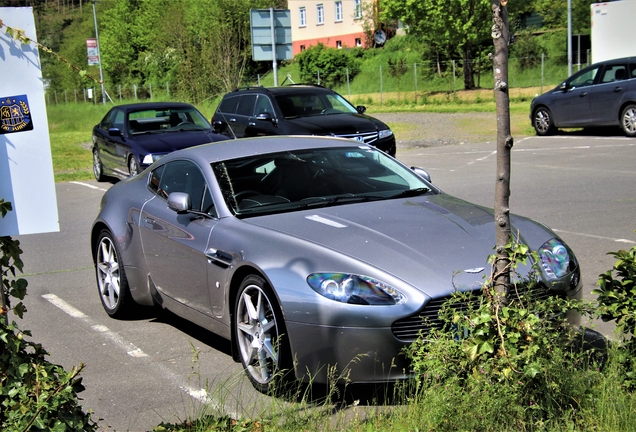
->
[250,8,292,87]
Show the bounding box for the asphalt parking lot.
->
[14,133,636,431]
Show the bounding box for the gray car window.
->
[237,95,257,116]
[151,160,216,216]
[254,95,274,117]
[600,64,628,83]
[569,67,600,88]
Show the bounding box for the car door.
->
[139,160,222,315]
[554,65,600,127]
[94,108,127,174]
[588,62,629,126]
[246,94,279,137]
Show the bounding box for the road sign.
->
[250,8,292,62]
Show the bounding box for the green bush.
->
[295,43,361,88]
[0,199,97,431]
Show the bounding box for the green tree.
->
[296,43,360,88]
[382,0,492,90]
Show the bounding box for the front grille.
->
[336,131,379,145]
[391,284,557,342]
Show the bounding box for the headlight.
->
[307,273,405,305]
[379,129,393,139]
[538,238,573,280]
[142,154,164,164]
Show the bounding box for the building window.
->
[300,45,306,52]
[354,0,362,19]
[299,7,306,27]
[317,4,324,24]
[335,1,343,22]
[355,38,362,47]
[336,40,342,49]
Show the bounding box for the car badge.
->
[354,136,365,143]
[463,267,485,274]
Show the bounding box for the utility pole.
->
[92,1,106,105]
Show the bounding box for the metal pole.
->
[346,68,350,99]
[92,1,106,105]
[379,66,383,104]
[270,7,278,87]
[414,63,418,104]
[567,0,572,76]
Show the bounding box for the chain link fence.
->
[45,53,591,106]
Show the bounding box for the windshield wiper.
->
[297,194,384,209]
[389,187,431,199]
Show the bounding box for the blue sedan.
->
[92,102,228,181]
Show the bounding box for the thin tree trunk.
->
[491,0,512,294]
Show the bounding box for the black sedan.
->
[92,102,228,181]
[530,57,636,136]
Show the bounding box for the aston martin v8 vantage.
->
[91,136,581,392]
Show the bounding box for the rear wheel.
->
[128,156,140,177]
[95,230,135,318]
[533,107,556,136]
[234,275,291,393]
[620,104,636,137]
[93,149,105,182]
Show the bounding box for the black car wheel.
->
[95,230,134,318]
[128,156,140,177]
[235,275,291,393]
[533,107,556,136]
[93,149,105,182]
[620,104,636,137]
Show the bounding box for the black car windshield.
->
[128,107,211,134]
[213,146,433,217]
[275,92,358,118]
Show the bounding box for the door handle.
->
[248,122,256,126]
[579,92,588,97]
[229,118,237,123]
[614,86,623,92]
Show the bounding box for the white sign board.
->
[250,9,292,62]
[0,7,59,236]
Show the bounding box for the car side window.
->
[600,64,628,83]
[254,95,274,117]
[569,67,600,88]
[99,111,113,129]
[236,95,257,116]
[150,161,216,217]
[112,110,125,131]
[219,96,239,114]
[630,63,636,79]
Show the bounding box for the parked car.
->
[91,135,581,393]
[91,102,228,181]
[530,57,636,137]
[211,84,397,156]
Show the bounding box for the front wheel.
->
[533,107,556,136]
[234,275,291,393]
[95,230,135,318]
[620,104,636,137]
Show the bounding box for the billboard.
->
[0,7,59,236]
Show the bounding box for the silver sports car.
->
[91,136,581,392]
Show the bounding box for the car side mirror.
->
[411,166,431,183]
[212,120,224,134]
[559,82,568,91]
[167,192,191,213]
[107,127,123,137]
[256,112,273,121]
[356,105,366,114]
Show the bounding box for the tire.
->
[620,104,636,137]
[95,230,135,318]
[234,275,291,393]
[128,156,140,177]
[93,149,105,182]
[532,106,556,136]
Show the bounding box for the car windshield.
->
[213,145,433,217]
[275,91,358,118]
[128,107,211,134]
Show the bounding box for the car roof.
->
[107,102,199,112]
[160,135,367,165]
[593,57,636,66]
[226,85,335,97]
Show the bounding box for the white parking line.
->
[39,293,239,417]
[553,229,636,245]
[69,181,109,192]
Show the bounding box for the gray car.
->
[91,136,581,393]
[530,57,636,136]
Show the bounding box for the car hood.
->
[131,130,227,154]
[286,113,389,135]
[245,194,533,298]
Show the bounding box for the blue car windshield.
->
[128,107,211,134]
[213,145,433,217]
